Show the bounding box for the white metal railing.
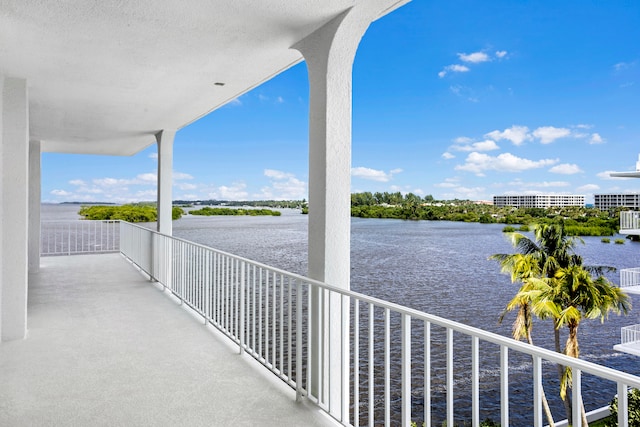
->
[620,211,640,231]
[119,221,640,427]
[41,220,120,256]
[621,325,640,346]
[621,268,640,288]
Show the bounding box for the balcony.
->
[4,220,640,426]
[615,325,640,357]
[1,252,333,426]
[619,267,640,295]
[615,268,640,357]
[619,211,640,235]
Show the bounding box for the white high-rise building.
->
[493,194,585,208]
[594,193,640,210]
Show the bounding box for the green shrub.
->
[607,388,640,426]
[172,207,185,220]
[601,238,611,243]
[190,206,280,216]
[518,225,530,232]
[615,238,625,244]
[78,204,184,222]
[502,226,516,233]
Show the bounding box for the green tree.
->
[539,265,630,426]
[491,253,557,427]
[403,192,422,219]
[492,221,626,425]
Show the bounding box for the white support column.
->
[0,76,29,342]
[156,130,176,236]
[28,140,41,273]
[293,4,384,419]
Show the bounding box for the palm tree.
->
[543,265,631,426]
[492,253,557,426]
[491,220,619,424]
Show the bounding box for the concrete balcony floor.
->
[1,254,335,427]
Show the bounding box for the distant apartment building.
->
[594,193,640,210]
[493,194,585,208]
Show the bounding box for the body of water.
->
[43,204,640,424]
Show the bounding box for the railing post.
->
[204,250,211,325]
[401,313,411,427]
[619,383,629,427]
[572,369,582,427]
[295,280,303,402]
[239,261,245,355]
[472,336,479,427]
[446,328,454,427]
[424,321,431,427]
[341,294,349,424]
[533,355,543,427]
[500,346,509,427]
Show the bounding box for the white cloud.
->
[451,139,500,152]
[597,170,630,180]
[134,189,157,199]
[257,169,307,200]
[614,61,637,72]
[69,179,85,186]
[438,183,487,200]
[589,133,604,144]
[434,182,457,188]
[173,172,194,180]
[93,177,126,187]
[507,179,570,188]
[276,96,284,104]
[495,50,507,58]
[351,167,401,182]
[216,183,249,200]
[454,136,473,144]
[438,64,470,78]
[148,153,158,159]
[137,173,157,183]
[532,126,571,144]
[51,189,71,196]
[455,152,558,174]
[484,125,531,146]
[442,152,455,160]
[175,183,197,191]
[549,163,583,175]
[577,184,600,192]
[77,187,104,194]
[457,52,490,63]
[264,169,293,180]
[228,98,242,106]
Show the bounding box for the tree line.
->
[349,192,621,236]
[189,207,281,216]
[174,199,306,209]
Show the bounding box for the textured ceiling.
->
[0,0,407,155]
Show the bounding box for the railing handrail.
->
[121,221,640,389]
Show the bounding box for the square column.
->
[156,130,176,236]
[29,140,41,273]
[293,4,384,421]
[1,77,29,341]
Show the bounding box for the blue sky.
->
[43,0,640,204]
